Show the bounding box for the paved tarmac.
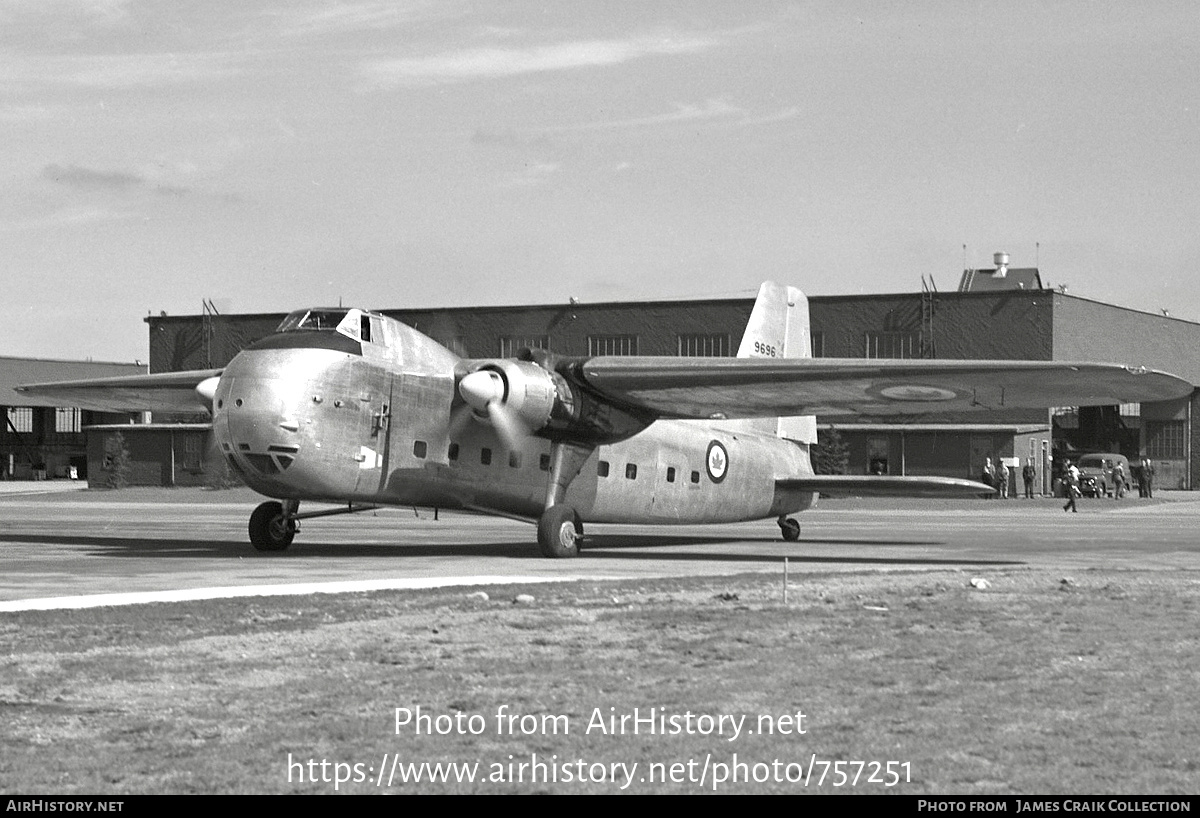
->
[1,486,1198,610]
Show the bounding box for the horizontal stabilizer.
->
[16,369,223,414]
[777,474,995,498]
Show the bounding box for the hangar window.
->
[597,460,610,478]
[666,467,676,483]
[588,335,639,356]
[480,447,492,466]
[6,407,32,434]
[690,470,701,484]
[810,332,825,357]
[413,440,427,459]
[55,408,81,433]
[625,463,638,480]
[864,331,919,359]
[539,454,550,472]
[448,442,459,461]
[500,336,551,358]
[1146,420,1186,460]
[509,451,522,468]
[676,333,730,357]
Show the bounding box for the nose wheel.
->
[250,500,297,551]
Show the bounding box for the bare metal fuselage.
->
[213,322,817,525]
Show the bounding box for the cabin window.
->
[480,448,492,465]
[539,454,550,472]
[448,442,459,461]
[413,440,427,459]
[691,471,701,484]
[509,452,522,468]
[625,463,638,480]
[598,460,610,478]
[666,467,676,483]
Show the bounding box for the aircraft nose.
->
[212,351,320,484]
[215,373,305,480]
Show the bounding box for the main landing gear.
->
[537,505,583,558]
[778,516,801,542]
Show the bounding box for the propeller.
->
[456,368,531,451]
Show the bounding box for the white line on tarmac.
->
[0,575,608,613]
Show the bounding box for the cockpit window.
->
[277,309,350,333]
[275,308,386,347]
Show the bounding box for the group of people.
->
[982,455,1157,511]
[1057,456,1155,512]
[981,457,1041,499]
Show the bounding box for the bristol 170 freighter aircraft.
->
[19,282,1191,557]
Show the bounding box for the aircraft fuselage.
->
[214,319,817,526]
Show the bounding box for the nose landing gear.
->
[249,500,298,551]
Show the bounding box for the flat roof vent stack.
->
[993,252,1009,278]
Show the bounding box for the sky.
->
[2,0,1199,363]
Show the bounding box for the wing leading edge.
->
[579,358,1193,419]
[15,369,222,414]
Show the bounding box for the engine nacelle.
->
[459,360,564,433]
[457,354,654,445]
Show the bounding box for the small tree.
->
[812,426,850,475]
[102,432,132,489]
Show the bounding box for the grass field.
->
[2,567,1198,794]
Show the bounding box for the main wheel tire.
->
[779,517,801,542]
[538,505,582,558]
[249,501,296,551]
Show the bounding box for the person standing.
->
[1022,458,1037,498]
[1063,460,1080,512]
[982,457,996,499]
[1144,457,1154,498]
[1112,460,1126,499]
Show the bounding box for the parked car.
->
[1076,453,1131,498]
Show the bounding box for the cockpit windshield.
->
[275,308,386,347]
[276,309,350,333]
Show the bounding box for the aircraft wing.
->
[15,369,223,414]
[578,358,1193,418]
[777,475,994,498]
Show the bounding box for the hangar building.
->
[105,257,1200,492]
[1,357,144,480]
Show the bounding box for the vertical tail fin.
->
[725,281,817,443]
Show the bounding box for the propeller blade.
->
[487,400,529,452]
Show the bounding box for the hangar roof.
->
[0,357,146,408]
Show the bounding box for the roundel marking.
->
[870,383,962,402]
[706,440,729,483]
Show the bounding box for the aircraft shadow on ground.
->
[0,532,1022,567]
[581,536,1022,566]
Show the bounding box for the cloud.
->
[1,52,237,89]
[361,33,715,88]
[41,163,192,197]
[271,1,444,37]
[0,205,137,232]
[542,99,801,132]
